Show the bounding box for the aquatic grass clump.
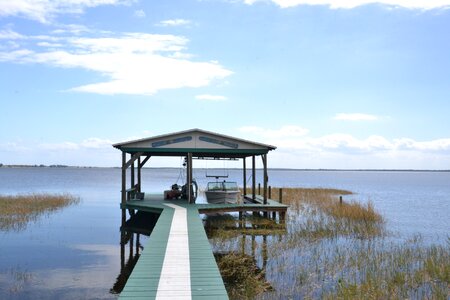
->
[325,200,382,223]
[324,238,450,299]
[209,187,449,299]
[215,252,271,299]
[274,187,385,239]
[0,193,80,231]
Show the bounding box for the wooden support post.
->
[279,188,283,204]
[187,152,193,204]
[131,158,135,189]
[137,156,141,193]
[269,186,272,199]
[139,155,151,168]
[262,154,268,205]
[243,157,247,197]
[138,155,150,194]
[121,152,126,226]
[339,196,343,205]
[124,152,143,169]
[136,234,140,255]
[252,155,256,201]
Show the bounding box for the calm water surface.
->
[0,167,448,299]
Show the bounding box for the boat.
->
[205,179,240,204]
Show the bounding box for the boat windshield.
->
[207,181,238,191]
[207,182,223,191]
[223,182,238,191]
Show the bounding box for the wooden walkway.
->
[119,194,288,299]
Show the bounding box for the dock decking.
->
[119,194,288,299]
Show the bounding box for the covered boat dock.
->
[113,129,288,299]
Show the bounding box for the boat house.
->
[113,128,276,206]
[112,129,287,299]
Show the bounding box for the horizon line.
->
[1,164,449,172]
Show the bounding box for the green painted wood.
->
[119,206,174,299]
[119,193,289,299]
[186,206,228,300]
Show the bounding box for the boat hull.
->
[205,190,240,204]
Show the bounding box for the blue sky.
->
[1,0,449,169]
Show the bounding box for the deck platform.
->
[119,194,288,299]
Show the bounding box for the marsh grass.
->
[324,237,450,299]
[208,187,449,299]
[0,193,80,231]
[215,252,272,299]
[273,187,385,240]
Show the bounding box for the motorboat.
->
[205,179,240,204]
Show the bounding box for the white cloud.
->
[243,0,450,9]
[238,126,450,169]
[239,125,310,138]
[0,29,26,39]
[334,113,379,121]
[38,138,113,151]
[134,9,146,18]
[157,19,192,27]
[0,0,133,23]
[0,31,232,96]
[38,142,80,151]
[37,41,63,48]
[80,138,114,149]
[240,126,450,155]
[2,133,450,168]
[196,94,227,101]
[51,24,91,35]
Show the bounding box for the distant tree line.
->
[0,164,68,168]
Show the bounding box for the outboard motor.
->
[181,179,198,202]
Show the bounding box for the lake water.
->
[0,167,449,299]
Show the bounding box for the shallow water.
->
[0,167,448,299]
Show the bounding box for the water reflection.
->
[110,211,159,295]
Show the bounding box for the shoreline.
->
[1,165,449,172]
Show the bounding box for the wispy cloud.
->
[239,125,310,138]
[38,138,113,151]
[0,30,233,96]
[0,29,26,40]
[36,42,63,48]
[195,94,227,101]
[243,0,450,10]
[333,113,379,121]
[157,19,192,27]
[51,24,91,35]
[0,0,133,23]
[134,9,146,18]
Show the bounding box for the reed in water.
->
[212,187,448,299]
[0,193,80,231]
